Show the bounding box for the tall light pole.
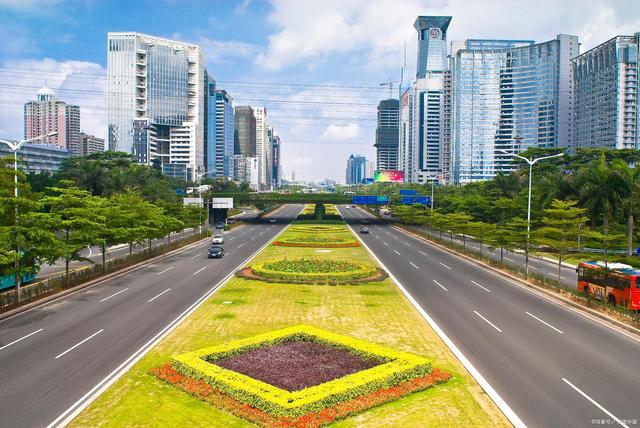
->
[0,132,58,302]
[195,170,216,231]
[423,173,439,212]
[499,149,564,277]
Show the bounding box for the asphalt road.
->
[340,205,640,428]
[0,204,302,428]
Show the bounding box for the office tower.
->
[230,155,259,190]
[107,32,207,179]
[24,87,80,153]
[375,99,400,170]
[398,86,414,179]
[411,16,452,184]
[234,106,257,157]
[253,106,268,187]
[213,90,235,178]
[346,154,367,184]
[450,35,579,184]
[271,134,282,188]
[266,124,274,188]
[78,133,105,156]
[573,33,640,150]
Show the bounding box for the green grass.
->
[70,224,508,428]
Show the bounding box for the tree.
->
[620,164,640,255]
[486,217,528,268]
[536,200,588,282]
[40,182,106,276]
[444,213,473,248]
[465,221,495,256]
[180,204,205,235]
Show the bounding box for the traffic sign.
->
[352,195,389,205]
[400,189,417,196]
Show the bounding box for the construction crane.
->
[379,79,401,99]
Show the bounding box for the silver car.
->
[211,234,224,244]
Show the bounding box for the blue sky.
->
[1,0,639,181]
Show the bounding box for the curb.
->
[0,233,219,322]
[393,224,640,338]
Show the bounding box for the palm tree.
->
[621,164,640,255]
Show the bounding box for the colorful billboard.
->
[374,170,405,183]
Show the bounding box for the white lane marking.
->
[383,242,389,246]
[433,280,448,291]
[55,329,104,359]
[394,250,401,256]
[192,266,207,276]
[258,231,264,236]
[419,250,428,256]
[238,243,245,248]
[439,262,452,270]
[0,328,44,351]
[157,266,174,275]
[409,261,419,269]
[562,378,628,428]
[250,236,256,241]
[385,230,390,235]
[374,235,380,239]
[99,288,129,303]
[526,312,564,334]
[529,265,538,270]
[190,254,200,259]
[147,288,171,303]
[393,236,400,240]
[404,242,411,247]
[474,311,502,332]
[471,280,491,293]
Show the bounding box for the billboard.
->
[374,170,405,183]
[352,195,389,205]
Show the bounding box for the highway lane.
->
[341,206,640,428]
[0,204,302,428]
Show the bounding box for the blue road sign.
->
[401,197,414,205]
[352,195,389,205]
[175,188,186,195]
[400,189,418,196]
[415,196,431,206]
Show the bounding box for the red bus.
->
[577,261,640,310]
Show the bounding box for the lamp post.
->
[195,170,216,232]
[499,149,564,277]
[423,174,439,212]
[0,132,58,302]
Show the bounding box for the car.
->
[345,206,350,209]
[227,218,236,224]
[211,234,224,244]
[215,221,226,229]
[359,227,370,234]
[361,219,369,224]
[207,245,224,258]
[269,218,276,223]
[351,205,356,208]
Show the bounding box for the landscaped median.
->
[70,221,509,427]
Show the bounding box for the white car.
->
[211,234,224,244]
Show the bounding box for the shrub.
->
[250,258,377,283]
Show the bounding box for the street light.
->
[423,174,439,212]
[0,132,58,302]
[195,170,217,231]
[498,149,564,277]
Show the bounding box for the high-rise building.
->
[1,140,69,173]
[266,124,274,188]
[271,134,282,188]
[374,99,400,171]
[107,32,207,179]
[573,34,640,150]
[78,133,105,156]
[253,107,268,187]
[230,155,259,190]
[234,106,256,157]
[398,86,414,178]
[449,35,579,184]
[24,87,80,154]
[411,16,452,184]
[346,154,367,184]
[213,90,235,178]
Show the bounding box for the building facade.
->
[271,134,282,188]
[449,35,579,184]
[573,34,640,150]
[214,90,235,178]
[346,154,367,184]
[374,99,400,171]
[253,107,268,188]
[78,133,105,156]
[107,32,207,180]
[398,86,414,179]
[230,155,259,190]
[1,141,69,173]
[24,87,80,154]
[234,106,256,157]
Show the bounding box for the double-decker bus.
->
[577,261,640,310]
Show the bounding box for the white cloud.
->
[197,38,260,65]
[0,58,106,140]
[321,123,360,140]
[0,0,64,13]
[235,0,252,15]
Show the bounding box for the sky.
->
[0,0,639,182]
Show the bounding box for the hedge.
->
[250,259,377,283]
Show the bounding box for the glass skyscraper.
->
[573,33,640,150]
[214,90,235,178]
[107,33,207,179]
[450,35,579,184]
[375,99,400,171]
[346,154,367,184]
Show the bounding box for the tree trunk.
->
[463,234,466,250]
[558,254,562,284]
[479,235,483,257]
[148,237,152,253]
[129,243,133,261]
[627,214,634,256]
[500,247,504,268]
[65,258,70,277]
[101,242,106,272]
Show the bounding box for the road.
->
[340,205,640,428]
[0,204,302,428]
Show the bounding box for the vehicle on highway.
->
[351,205,356,208]
[577,261,640,309]
[361,219,369,224]
[207,245,224,258]
[215,221,226,230]
[211,234,224,244]
[269,218,276,223]
[359,226,369,234]
[227,218,236,224]
[0,272,36,291]
[345,206,350,209]
[343,191,355,195]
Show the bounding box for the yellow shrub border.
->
[172,325,432,417]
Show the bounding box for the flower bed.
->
[248,258,379,284]
[289,226,346,233]
[152,325,451,426]
[273,235,360,248]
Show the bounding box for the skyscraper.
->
[346,154,367,184]
[271,134,282,188]
[374,99,400,171]
[573,33,640,150]
[107,32,208,179]
[24,87,80,154]
[449,35,578,184]
[234,106,256,157]
[253,106,268,187]
[398,86,414,178]
[266,124,274,188]
[411,16,452,184]
[214,90,235,178]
